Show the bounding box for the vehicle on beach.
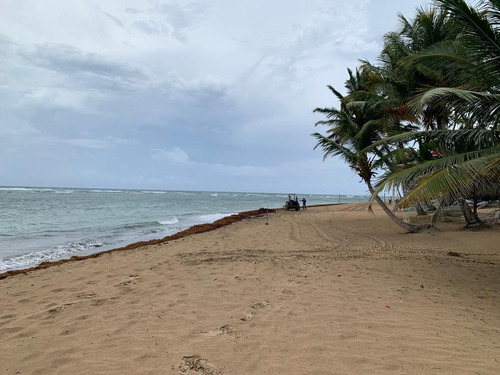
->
[285,194,300,211]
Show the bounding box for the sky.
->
[0,0,428,195]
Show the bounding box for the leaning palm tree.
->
[367,129,500,226]
[313,68,431,232]
[370,0,500,224]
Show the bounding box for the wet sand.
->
[0,203,499,374]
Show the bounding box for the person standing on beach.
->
[302,198,306,210]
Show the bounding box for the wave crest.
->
[158,217,179,225]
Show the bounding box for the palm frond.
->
[370,147,500,205]
[408,87,500,125]
[364,128,500,153]
[437,0,500,65]
[398,153,500,206]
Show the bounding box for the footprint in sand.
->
[73,292,97,300]
[202,324,234,337]
[0,314,16,320]
[46,291,98,315]
[178,354,220,375]
[48,306,66,314]
[250,300,271,309]
[240,300,271,321]
[117,275,142,287]
[240,312,256,321]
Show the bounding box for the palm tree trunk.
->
[415,201,427,215]
[367,182,431,233]
[431,200,445,224]
[458,198,481,227]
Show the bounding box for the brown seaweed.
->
[0,208,275,281]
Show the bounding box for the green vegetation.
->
[313,0,500,231]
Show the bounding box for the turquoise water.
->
[0,187,368,272]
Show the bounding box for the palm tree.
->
[369,0,500,225]
[357,6,456,215]
[407,0,500,125]
[368,6,456,130]
[313,68,431,232]
[314,0,500,229]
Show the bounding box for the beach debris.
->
[384,305,390,309]
[179,355,219,374]
[447,251,462,257]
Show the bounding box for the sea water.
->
[0,187,368,272]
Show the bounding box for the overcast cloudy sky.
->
[1,0,427,194]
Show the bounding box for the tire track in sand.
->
[279,212,347,250]
[278,212,301,242]
[281,208,394,257]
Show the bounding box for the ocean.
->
[0,187,368,272]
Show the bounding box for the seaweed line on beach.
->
[0,208,276,281]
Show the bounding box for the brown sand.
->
[0,203,499,374]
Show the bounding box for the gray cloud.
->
[21,43,149,90]
[151,147,190,163]
[0,0,426,194]
[61,136,132,150]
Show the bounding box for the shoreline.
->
[1,203,498,374]
[1,202,495,280]
[0,207,277,281]
[1,202,347,281]
[1,187,353,278]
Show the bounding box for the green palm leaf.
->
[371,147,500,206]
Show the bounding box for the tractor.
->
[285,194,300,211]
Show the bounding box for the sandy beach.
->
[1,203,499,375]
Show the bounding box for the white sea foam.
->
[0,187,55,192]
[158,218,179,225]
[0,187,32,191]
[0,240,105,273]
[89,189,123,193]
